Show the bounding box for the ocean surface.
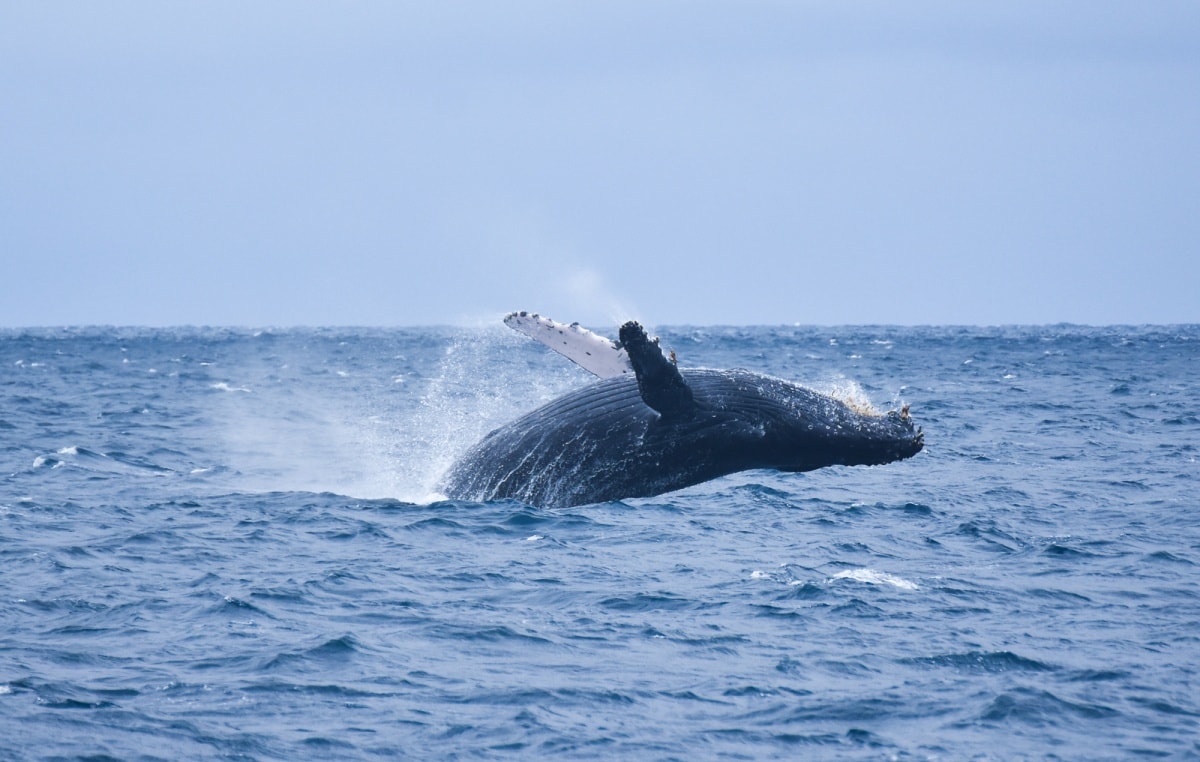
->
[1,323,1197,760]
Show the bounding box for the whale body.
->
[440,320,923,508]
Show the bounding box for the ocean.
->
[1,324,1196,760]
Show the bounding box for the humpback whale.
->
[440,314,924,508]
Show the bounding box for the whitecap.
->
[830,568,919,591]
[210,382,251,393]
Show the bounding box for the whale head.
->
[773,391,924,471]
[699,371,924,474]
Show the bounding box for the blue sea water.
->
[1,324,1197,761]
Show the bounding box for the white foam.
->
[211,382,251,393]
[830,568,919,591]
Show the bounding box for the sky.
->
[2,1,1198,328]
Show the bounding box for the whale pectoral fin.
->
[618,321,697,420]
[504,311,633,378]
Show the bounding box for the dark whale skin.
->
[441,367,924,509]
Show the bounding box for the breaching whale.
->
[440,314,924,508]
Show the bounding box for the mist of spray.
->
[559,267,641,330]
[206,325,585,502]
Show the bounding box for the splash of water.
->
[820,378,884,417]
[202,325,590,502]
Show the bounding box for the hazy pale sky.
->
[3,2,1197,327]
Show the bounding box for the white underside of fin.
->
[504,312,633,378]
